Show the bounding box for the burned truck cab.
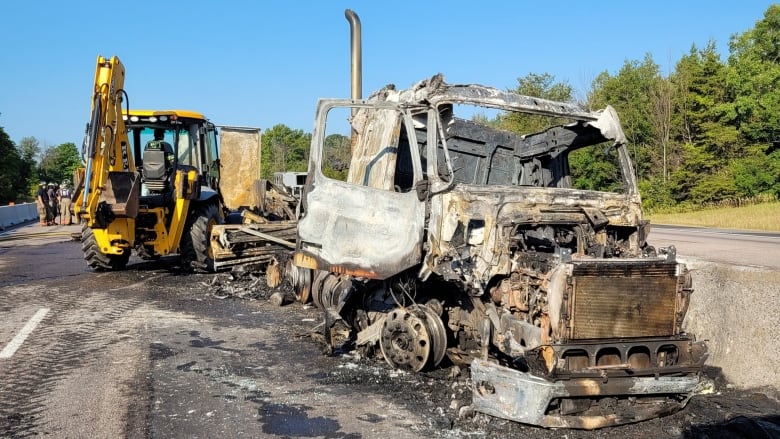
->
[291,74,707,429]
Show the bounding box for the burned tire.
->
[81,224,130,271]
[180,203,221,272]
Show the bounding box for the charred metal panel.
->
[433,119,520,185]
[569,262,679,339]
[414,116,628,193]
[541,337,708,379]
[425,186,645,294]
[219,126,262,211]
[472,358,700,429]
[347,107,402,190]
[296,177,425,280]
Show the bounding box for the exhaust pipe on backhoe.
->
[345,9,362,106]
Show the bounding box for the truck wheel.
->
[81,224,130,271]
[180,203,221,272]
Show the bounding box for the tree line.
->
[3,6,778,209]
[258,6,780,209]
[572,5,780,209]
[0,127,80,204]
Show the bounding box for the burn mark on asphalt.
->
[149,342,176,360]
[189,334,241,353]
[247,341,268,350]
[356,413,385,423]
[176,361,198,371]
[259,403,359,438]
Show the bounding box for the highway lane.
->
[2,221,779,438]
[648,224,780,269]
[0,224,433,439]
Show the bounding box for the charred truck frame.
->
[289,73,707,429]
[289,9,706,430]
[291,76,706,429]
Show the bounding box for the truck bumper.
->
[471,358,702,429]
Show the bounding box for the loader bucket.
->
[104,171,139,218]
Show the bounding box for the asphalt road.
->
[0,223,431,438]
[648,224,780,269]
[1,221,779,438]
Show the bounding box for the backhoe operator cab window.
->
[135,127,195,166]
[204,126,219,184]
[129,123,202,195]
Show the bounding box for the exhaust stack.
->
[344,9,362,105]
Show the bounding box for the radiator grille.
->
[569,262,679,339]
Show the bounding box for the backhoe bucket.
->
[104,171,139,218]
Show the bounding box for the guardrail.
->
[0,203,39,230]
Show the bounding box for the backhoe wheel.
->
[180,203,221,272]
[81,224,130,271]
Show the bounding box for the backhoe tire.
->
[180,203,221,272]
[81,224,130,271]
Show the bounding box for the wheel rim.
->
[311,271,329,308]
[380,308,432,372]
[286,260,311,303]
[414,304,447,367]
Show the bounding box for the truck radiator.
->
[568,262,679,340]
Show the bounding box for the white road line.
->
[0,308,50,359]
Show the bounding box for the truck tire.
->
[81,224,130,271]
[180,203,221,272]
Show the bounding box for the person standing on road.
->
[47,183,59,225]
[36,182,50,226]
[58,180,74,225]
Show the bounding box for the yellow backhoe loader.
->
[74,55,226,271]
[74,55,297,272]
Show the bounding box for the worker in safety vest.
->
[58,180,74,225]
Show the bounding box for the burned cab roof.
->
[354,75,635,192]
[367,74,628,147]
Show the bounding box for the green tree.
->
[0,125,23,204]
[39,142,82,185]
[18,137,41,199]
[568,146,623,192]
[495,73,575,134]
[323,133,350,180]
[728,152,780,198]
[727,4,780,146]
[260,124,311,178]
[718,4,780,199]
[669,42,738,203]
[648,76,674,183]
[588,54,661,181]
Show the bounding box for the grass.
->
[647,201,780,231]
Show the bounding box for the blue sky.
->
[0,1,775,150]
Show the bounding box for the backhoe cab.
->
[74,55,223,271]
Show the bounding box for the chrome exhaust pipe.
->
[344,9,362,104]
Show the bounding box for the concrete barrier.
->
[0,203,39,230]
[682,257,780,395]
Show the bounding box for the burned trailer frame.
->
[291,75,707,429]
